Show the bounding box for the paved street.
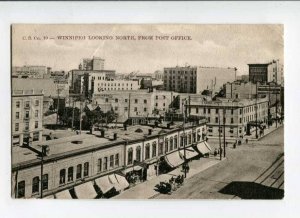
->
[154,126,284,199]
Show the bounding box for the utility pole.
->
[255,82,258,139]
[223,106,226,158]
[71,97,75,129]
[79,100,82,134]
[218,105,222,161]
[275,90,278,128]
[182,100,187,178]
[56,84,60,125]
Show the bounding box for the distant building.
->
[248,59,283,85]
[12,89,44,146]
[187,97,269,139]
[163,66,236,94]
[12,65,48,79]
[153,70,163,81]
[79,57,105,71]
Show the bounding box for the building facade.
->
[12,90,44,146]
[187,97,269,139]
[79,57,105,71]
[163,66,236,94]
[12,65,48,79]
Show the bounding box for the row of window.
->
[164,70,197,75]
[99,87,133,91]
[207,117,242,124]
[14,121,39,132]
[17,174,48,198]
[15,110,39,119]
[97,153,120,173]
[59,162,89,185]
[15,100,40,108]
[97,82,134,86]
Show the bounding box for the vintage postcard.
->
[11,24,284,199]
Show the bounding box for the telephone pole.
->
[223,106,226,158]
[183,100,187,178]
[218,105,222,160]
[255,82,258,139]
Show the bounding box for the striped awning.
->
[74,182,98,199]
[165,151,184,168]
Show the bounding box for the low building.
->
[12,120,207,199]
[12,65,48,79]
[187,97,269,139]
[12,89,44,146]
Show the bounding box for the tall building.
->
[12,89,44,146]
[248,59,283,85]
[163,66,236,94]
[12,65,48,79]
[79,57,105,71]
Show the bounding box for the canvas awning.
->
[44,195,55,199]
[95,175,114,194]
[165,151,184,168]
[74,181,98,199]
[123,165,143,174]
[115,174,129,190]
[196,141,212,155]
[55,189,72,199]
[180,147,199,159]
[108,174,122,192]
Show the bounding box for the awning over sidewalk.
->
[115,174,130,190]
[108,174,122,192]
[55,189,73,199]
[74,181,98,199]
[165,151,184,168]
[123,165,143,174]
[179,147,199,159]
[95,175,115,194]
[196,141,212,155]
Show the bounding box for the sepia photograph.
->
[11,24,284,200]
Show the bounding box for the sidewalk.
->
[113,157,223,199]
[245,123,283,141]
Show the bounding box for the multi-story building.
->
[79,57,105,71]
[163,66,236,94]
[12,120,208,199]
[187,97,269,139]
[12,65,48,79]
[248,59,283,85]
[153,70,163,81]
[92,89,179,120]
[12,90,44,146]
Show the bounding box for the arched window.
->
[42,174,48,190]
[68,167,73,182]
[152,142,157,157]
[174,136,178,149]
[158,142,164,155]
[192,131,196,143]
[197,129,201,141]
[136,146,141,162]
[60,169,66,184]
[127,148,133,165]
[180,134,184,147]
[145,144,150,160]
[32,176,39,193]
[76,164,82,179]
[188,133,192,145]
[170,137,174,151]
[165,138,169,153]
[17,181,25,198]
[84,162,89,177]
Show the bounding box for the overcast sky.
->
[12,24,283,75]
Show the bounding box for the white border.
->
[1,1,300,218]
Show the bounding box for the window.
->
[68,167,73,182]
[215,117,218,123]
[231,118,234,124]
[115,98,118,103]
[240,118,242,123]
[180,135,184,147]
[240,109,242,115]
[16,101,20,108]
[108,155,114,168]
[127,148,133,165]
[134,107,137,112]
[16,112,19,119]
[115,154,119,167]
[135,99,138,104]
[156,96,158,100]
[208,117,211,123]
[152,142,157,157]
[124,107,128,111]
[144,99,147,104]
[42,174,48,190]
[170,137,174,151]
[84,162,89,177]
[25,111,29,118]
[15,123,19,132]
[165,138,169,153]
[17,181,25,198]
[125,99,128,103]
[231,109,234,115]
[25,101,30,108]
[188,134,192,145]
[60,169,66,184]
[33,132,39,141]
[174,136,178,149]
[105,98,108,103]
[76,164,82,179]
[115,106,118,111]
[208,109,211,114]
[103,157,108,171]
[216,108,219,114]
[196,108,199,114]
[158,142,164,155]
[203,108,206,114]
[35,110,39,118]
[197,130,201,141]
[35,121,38,129]
[223,117,226,124]
[97,159,102,173]
[35,100,39,106]
[32,176,39,194]
[144,108,147,112]
[136,146,141,162]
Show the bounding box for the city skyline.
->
[12,24,283,75]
